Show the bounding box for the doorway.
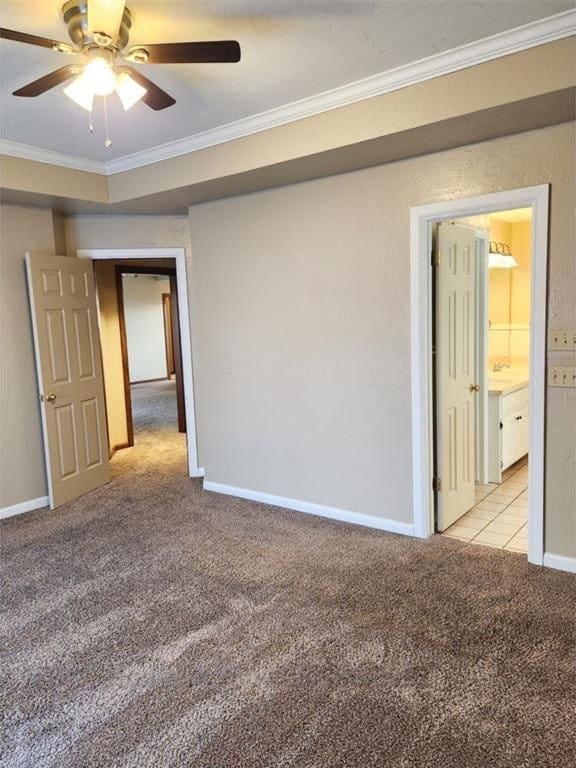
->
[78,247,202,479]
[115,265,186,447]
[409,185,548,566]
[433,210,532,553]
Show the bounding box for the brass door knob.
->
[469,383,480,393]
[46,393,57,403]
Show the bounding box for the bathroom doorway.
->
[433,209,532,553]
[409,185,549,566]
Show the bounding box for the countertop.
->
[488,373,529,396]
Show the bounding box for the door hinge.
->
[431,250,440,267]
[432,477,442,492]
[38,394,44,403]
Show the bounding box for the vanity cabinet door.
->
[501,406,529,470]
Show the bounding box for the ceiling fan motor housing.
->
[62,1,132,52]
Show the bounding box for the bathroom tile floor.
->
[442,456,529,553]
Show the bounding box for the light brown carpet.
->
[1,383,575,767]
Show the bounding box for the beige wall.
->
[123,276,170,383]
[488,218,513,325]
[488,217,532,363]
[510,221,532,324]
[0,205,57,508]
[94,262,129,451]
[189,122,575,558]
[1,126,574,559]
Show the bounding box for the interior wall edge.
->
[203,481,415,538]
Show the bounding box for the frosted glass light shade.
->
[115,72,147,110]
[488,253,519,269]
[63,75,94,111]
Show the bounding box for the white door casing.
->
[76,247,203,479]
[410,184,548,567]
[435,223,477,531]
[26,253,110,508]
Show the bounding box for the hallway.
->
[111,379,185,479]
[130,379,180,437]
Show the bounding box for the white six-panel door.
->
[26,253,110,508]
[435,224,477,531]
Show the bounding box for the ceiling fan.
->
[0,0,241,116]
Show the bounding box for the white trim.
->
[1,11,574,176]
[77,248,201,478]
[475,230,490,485]
[0,496,49,520]
[409,185,549,569]
[543,553,576,574]
[24,253,56,508]
[203,481,415,537]
[0,139,106,174]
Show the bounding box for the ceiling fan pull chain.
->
[89,106,94,135]
[103,95,112,149]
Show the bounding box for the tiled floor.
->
[442,456,529,553]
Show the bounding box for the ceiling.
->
[0,1,573,162]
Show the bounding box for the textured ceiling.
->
[0,0,573,161]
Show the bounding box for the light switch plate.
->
[548,328,576,351]
[549,366,576,388]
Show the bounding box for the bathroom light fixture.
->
[488,241,519,269]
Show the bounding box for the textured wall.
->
[189,123,575,557]
[0,205,56,508]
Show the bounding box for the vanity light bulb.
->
[83,58,116,96]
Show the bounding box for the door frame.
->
[77,247,203,479]
[474,229,490,485]
[115,265,187,440]
[162,292,175,377]
[410,185,549,566]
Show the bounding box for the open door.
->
[26,253,110,508]
[435,224,477,531]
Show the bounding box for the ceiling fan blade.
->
[13,65,80,97]
[0,27,75,54]
[121,67,176,110]
[88,0,126,41]
[126,40,241,64]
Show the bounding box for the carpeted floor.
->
[1,382,575,767]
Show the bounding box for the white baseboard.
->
[190,467,205,478]
[203,480,415,537]
[543,552,576,574]
[0,496,49,520]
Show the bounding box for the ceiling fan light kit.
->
[1,0,241,147]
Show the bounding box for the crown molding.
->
[1,10,574,178]
[0,139,106,174]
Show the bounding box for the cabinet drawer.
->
[501,386,529,416]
